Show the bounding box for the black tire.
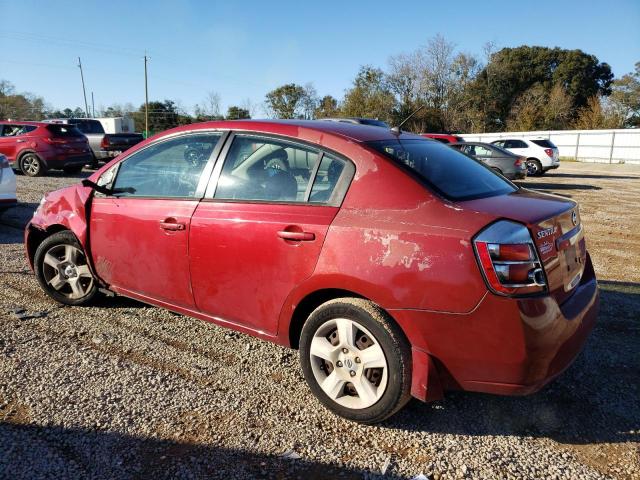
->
[34,231,98,306]
[20,153,46,177]
[526,158,543,177]
[63,164,84,175]
[299,298,412,424]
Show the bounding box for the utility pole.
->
[91,91,96,118]
[77,57,89,118]
[144,52,149,137]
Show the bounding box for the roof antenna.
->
[390,105,426,134]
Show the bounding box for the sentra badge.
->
[536,226,558,239]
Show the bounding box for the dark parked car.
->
[26,120,598,423]
[0,121,93,176]
[450,142,527,180]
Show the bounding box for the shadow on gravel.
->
[13,169,92,180]
[516,182,602,191]
[386,280,639,447]
[546,172,640,180]
[0,422,397,480]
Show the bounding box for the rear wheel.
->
[34,231,98,306]
[299,298,412,424]
[63,164,84,175]
[526,158,543,177]
[20,153,46,177]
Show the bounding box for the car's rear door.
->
[89,131,225,308]
[189,133,354,335]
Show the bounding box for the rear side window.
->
[504,140,528,149]
[531,139,556,148]
[214,136,320,203]
[366,138,516,201]
[46,125,84,137]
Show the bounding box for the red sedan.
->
[25,120,598,423]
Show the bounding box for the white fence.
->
[460,129,640,165]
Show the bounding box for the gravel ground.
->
[0,163,638,479]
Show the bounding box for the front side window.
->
[366,138,516,201]
[214,136,320,202]
[112,133,221,198]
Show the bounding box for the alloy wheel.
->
[21,155,41,176]
[41,244,94,300]
[309,317,388,409]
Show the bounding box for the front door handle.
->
[277,230,315,241]
[160,218,186,231]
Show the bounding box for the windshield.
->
[489,144,518,156]
[366,138,516,201]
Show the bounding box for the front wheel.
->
[20,153,46,177]
[299,298,412,424]
[34,231,98,306]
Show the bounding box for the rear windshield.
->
[531,139,556,148]
[70,119,105,134]
[366,138,516,201]
[46,124,84,137]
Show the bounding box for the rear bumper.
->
[545,164,560,171]
[392,254,598,401]
[44,153,94,169]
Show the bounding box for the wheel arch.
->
[17,149,46,167]
[288,288,366,349]
[26,224,74,267]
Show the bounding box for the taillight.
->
[43,137,69,145]
[101,137,110,149]
[544,148,553,157]
[514,157,524,167]
[474,220,547,296]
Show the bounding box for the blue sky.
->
[1,0,639,115]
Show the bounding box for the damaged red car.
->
[25,120,598,423]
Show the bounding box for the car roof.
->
[164,119,424,143]
[0,120,47,126]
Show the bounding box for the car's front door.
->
[189,134,354,335]
[89,132,224,308]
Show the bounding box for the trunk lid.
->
[461,188,586,304]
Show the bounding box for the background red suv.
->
[25,120,598,423]
[0,121,93,176]
[421,133,464,144]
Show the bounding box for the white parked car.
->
[0,154,17,210]
[491,138,559,176]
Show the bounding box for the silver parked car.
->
[0,154,17,210]
[450,142,527,180]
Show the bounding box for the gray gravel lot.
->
[1,164,638,479]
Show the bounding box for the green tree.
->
[342,66,395,124]
[314,95,340,118]
[609,62,640,127]
[132,100,190,134]
[468,46,613,131]
[226,106,251,119]
[265,83,306,119]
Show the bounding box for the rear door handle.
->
[16,139,26,143]
[277,230,315,241]
[160,218,186,231]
